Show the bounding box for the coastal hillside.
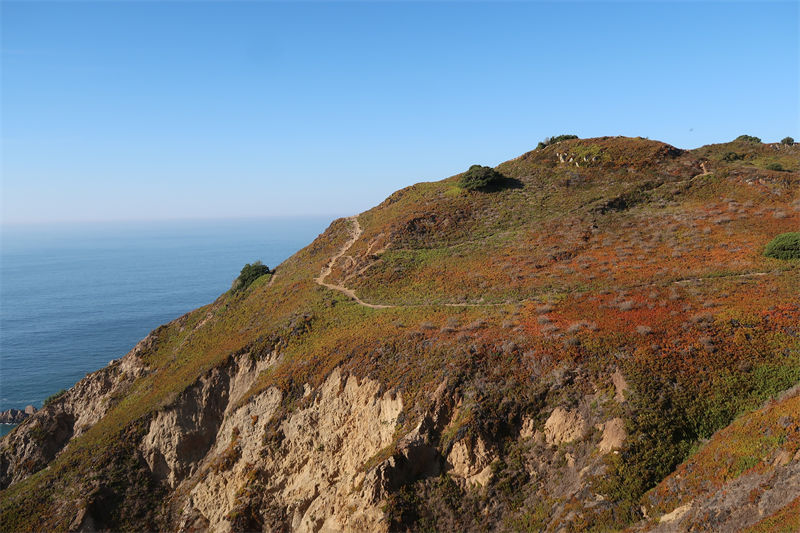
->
[1,136,798,532]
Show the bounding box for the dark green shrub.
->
[765,162,784,171]
[721,151,741,162]
[458,165,503,191]
[536,134,579,149]
[43,389,67,406]
[781,137,794,145]
[735,134,761,143]
[764,232,800,260]
[232,261,271,292]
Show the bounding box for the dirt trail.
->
[309,214,779,311]
[692,161,711,180]
[313,217,526,309]
[314,217,394,309]
[666,161,711,188]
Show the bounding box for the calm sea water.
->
[0,217,333,436]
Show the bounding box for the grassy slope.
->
[1,137,798,531]
[647,388,800,515]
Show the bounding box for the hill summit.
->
[1,136,799,532]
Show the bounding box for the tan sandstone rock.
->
[597,417,627,453]
[520,417,536,440]
[447,437,495,487]
[612,368,628,403]
[180,368,404,533]
[544,407,588,446]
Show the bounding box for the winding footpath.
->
[314,216,393,309]
[306,214,780,311]
[312,217,515,309]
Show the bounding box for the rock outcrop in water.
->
[0,407,35,425]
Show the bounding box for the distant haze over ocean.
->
[0,217,334,427]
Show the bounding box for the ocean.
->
[0,216,334,436]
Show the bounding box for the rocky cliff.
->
[1,136,798,532]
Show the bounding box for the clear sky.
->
[2,1,798,224]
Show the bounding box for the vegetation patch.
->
[232,261,272,293]
[458,165,505,191]
[537,134,579,149]
[212,427,242,473]
[743,495,800,533]
[764,232,800,260]
[43,389,67,406]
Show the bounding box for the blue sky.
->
[2,1,798,224]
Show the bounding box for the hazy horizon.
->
[3,1,798,225]
[0,212,346,228]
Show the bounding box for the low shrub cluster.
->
[764,232,800,260]
[458,165,504,191]
[765,163,785,171]
[781,136,794,145]
[232,261,271,293]
[537,134,579,149]
[735,134,762,143]
[43,389,67,407]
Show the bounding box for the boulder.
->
[597,418,627,453]
[0,409,30,424]
[544,407,588,446]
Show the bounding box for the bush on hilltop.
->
[537,134,579,150]
[734,134,761,143]
[780,137,794,145]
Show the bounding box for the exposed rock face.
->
[446,436,495,487]
[183,388,284,531]
[519,417,537,440]
[0,334,458,533]
[611,368,628,403]
[657,503,692,527]
[172,368,404,533]
[597,417,626,453]
[0,340,149,489]
[140,349,280,489]
[544,407,588,446]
